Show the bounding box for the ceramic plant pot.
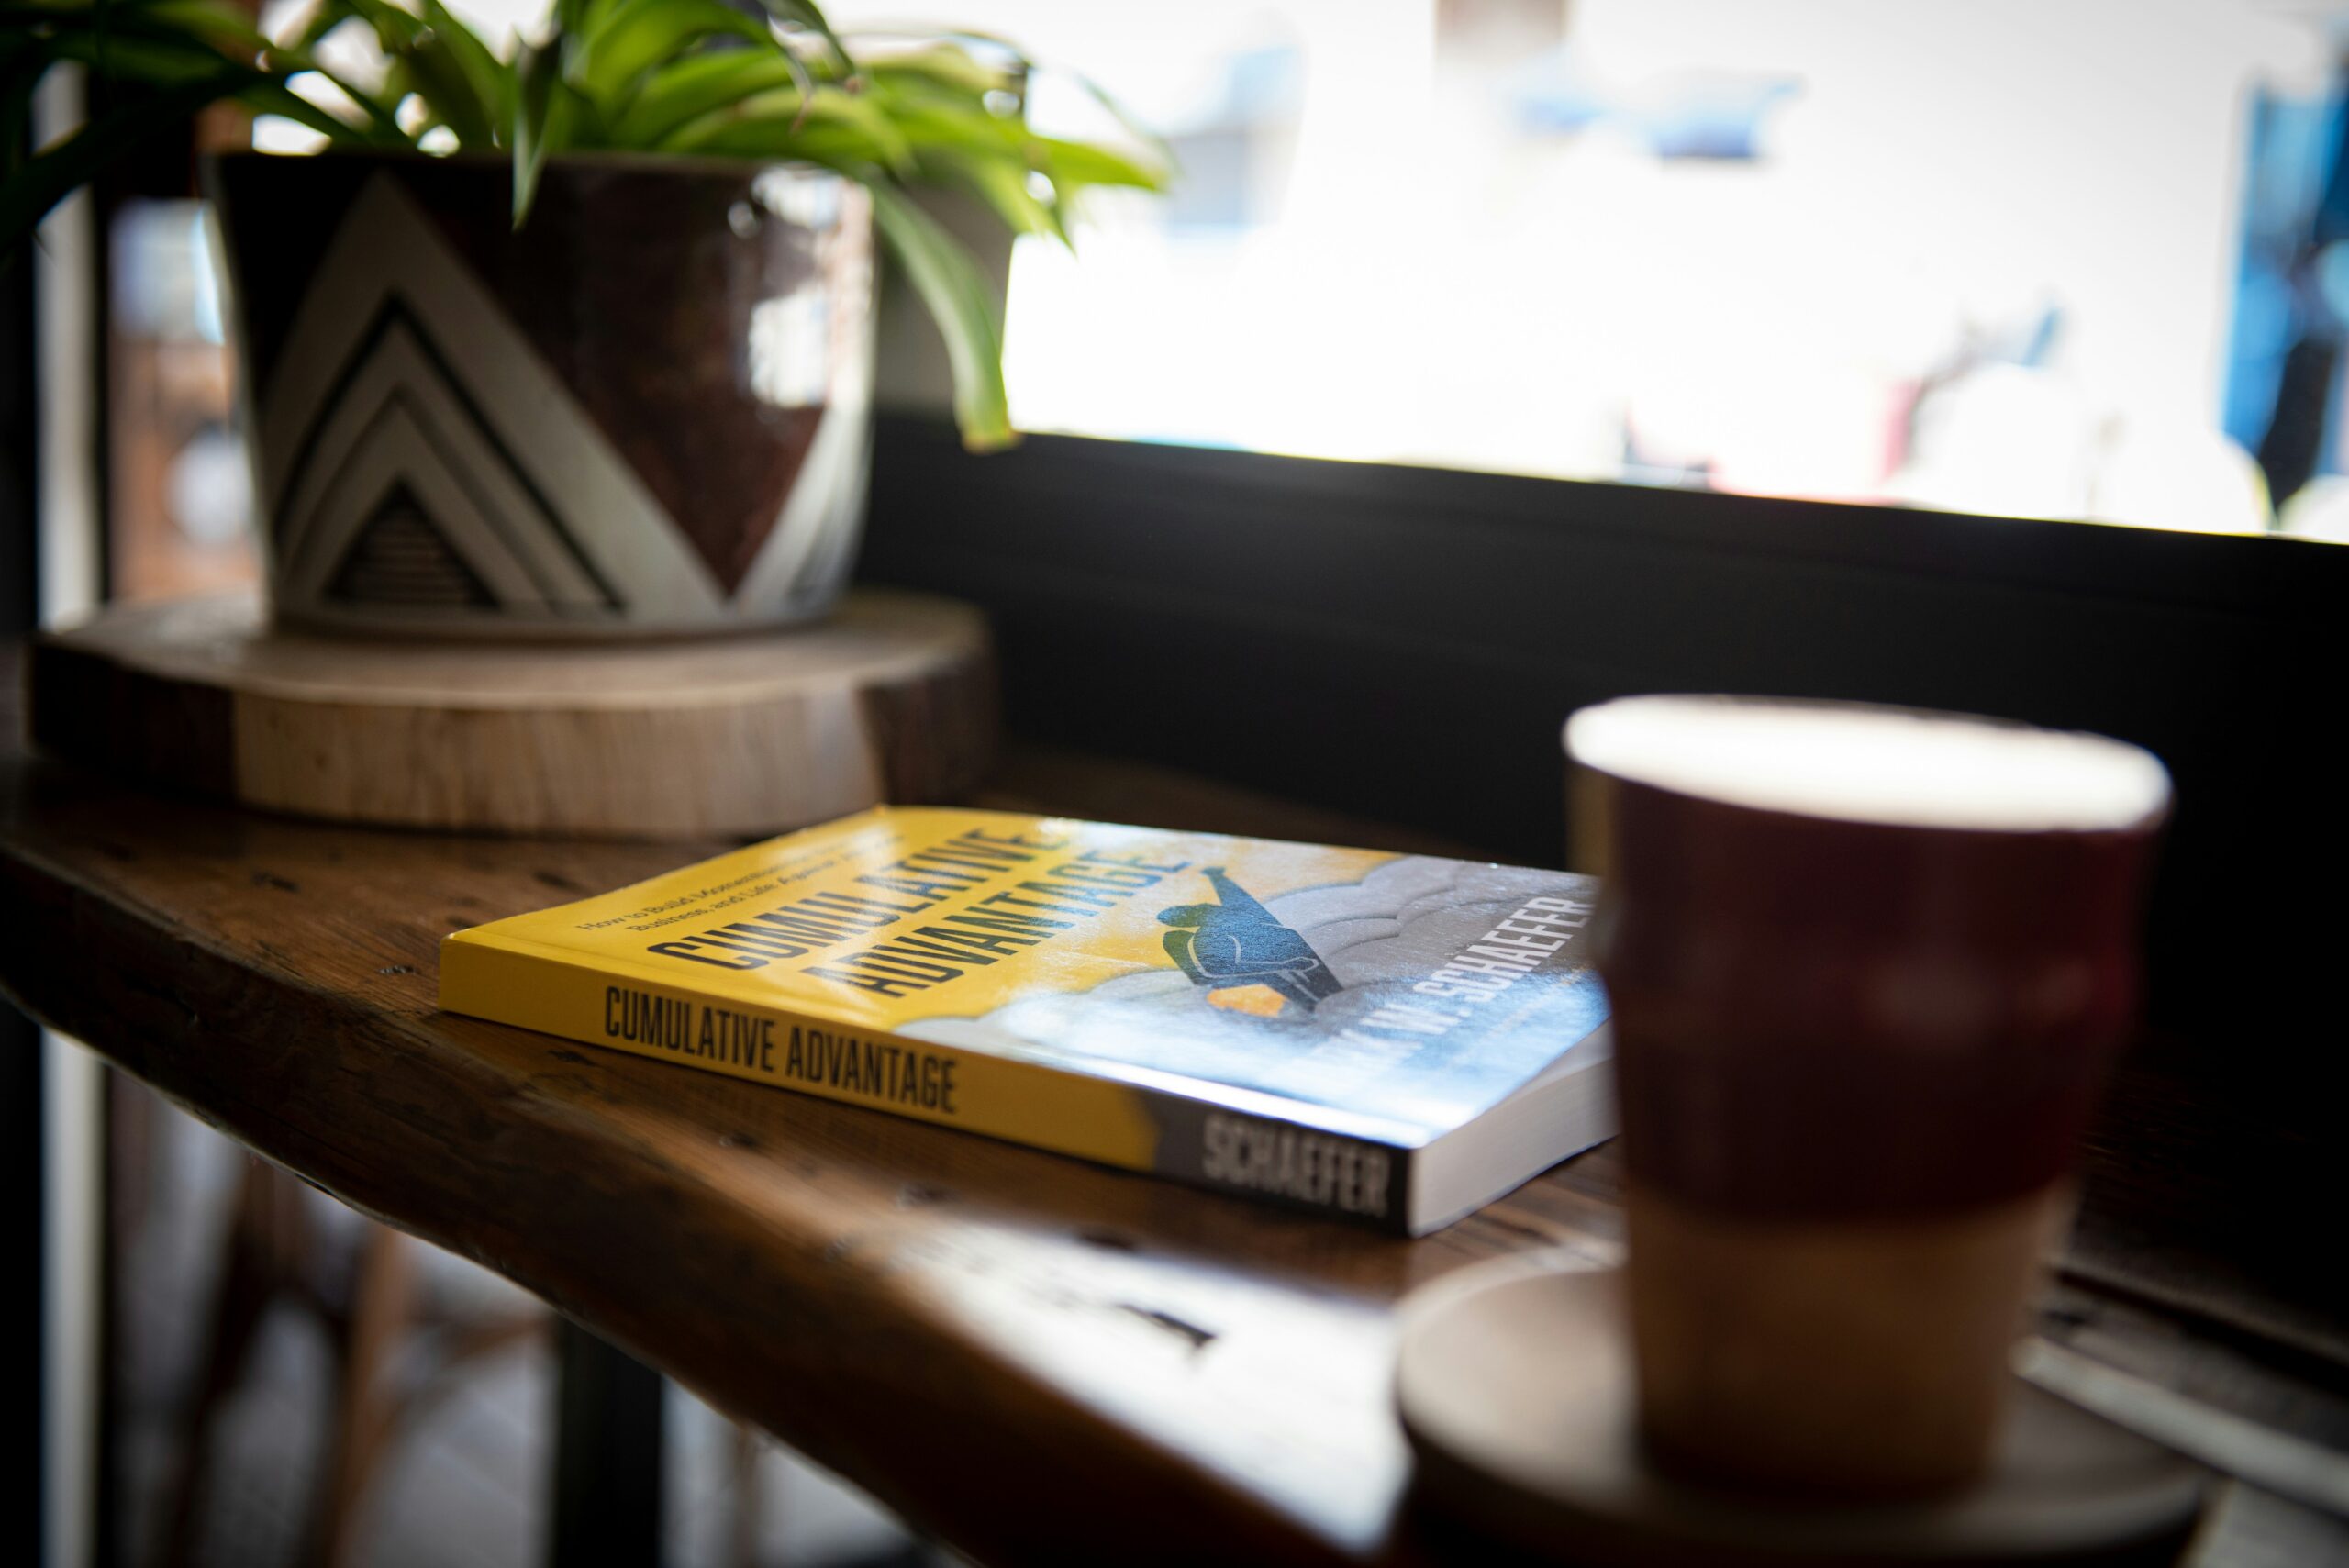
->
[207,150,875,638]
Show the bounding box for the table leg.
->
[551,1318,664,1568]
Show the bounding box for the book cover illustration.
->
[441,808,1609,1227]
[904,848,1607,1144]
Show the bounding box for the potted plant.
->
[4,0,1164,635]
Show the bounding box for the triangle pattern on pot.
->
[256,172,727,624]
[325,482,496,608]
[276,309,618,617]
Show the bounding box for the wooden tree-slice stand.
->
[27,591,995,839]
[1395,1257,2208,1566]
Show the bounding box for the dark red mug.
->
[1565,696,2168,1496]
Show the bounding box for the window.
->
[838,0,2348,539]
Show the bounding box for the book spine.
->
[1140,1095,1416,1233]
[440,935,1415,1230]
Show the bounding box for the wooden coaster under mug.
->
[1395,1255,2207,1566]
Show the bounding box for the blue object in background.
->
[1514,50,1801,161]
[2221,82,2349,506]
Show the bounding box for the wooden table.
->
[4,660,2343,1565]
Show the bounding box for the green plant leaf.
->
[370,52,442,138]
[607,50,799,148]
[39,29,244,85]
[1030,135,1168,195]
[1066,72,1175,175]
[511,38,574,227]
[864,45,1008,102]
[872,29,1177,172]
[573,0,767,117]
[405,29,495,147]
[662,83,911,171]
[306,62,415,145]
[0,3,276,82]
[421,0,509,138]
[330,0,424,53]
[238,75,372,144]
[867,180,1013,451]
[144,1,278,64]
[555,0,601,39]
[921,144,1063,244]
[871,99,1114,238]
[878,94,1017,144]
[787,84,911,168]
[859,81,1166,213]
[0,1,400,149]
[753,0,852,74]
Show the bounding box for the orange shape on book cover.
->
[1209,984,1289,1018]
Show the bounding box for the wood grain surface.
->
[2,653,2342,1566]
[27,591,996,838]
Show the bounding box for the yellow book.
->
[440,806,1613,1233]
